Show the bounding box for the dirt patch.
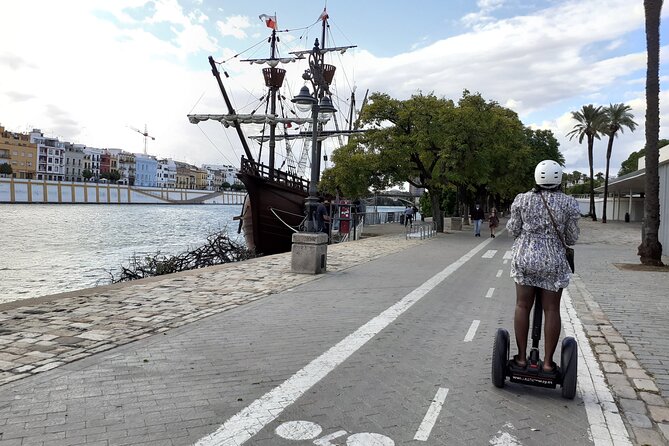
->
[614,263,669,272]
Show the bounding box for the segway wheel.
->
[492,328,509,388]
[561,336,578,399]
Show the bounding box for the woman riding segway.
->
[492,160,581,398]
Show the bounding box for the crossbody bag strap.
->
[539,191,568,249]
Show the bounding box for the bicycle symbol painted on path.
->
[275,420,394,445]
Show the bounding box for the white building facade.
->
[30,129,65,181]
[157,158,177,188]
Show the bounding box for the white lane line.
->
[195,237,495,446]
[482,249,497,259]
[496,269,503,278]
[463,320,480,342]
[414,387,449,441]
[485,288,495,298]
[561,284,632,446]
[503,250,513,260]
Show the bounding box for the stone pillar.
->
[291,232,328,274]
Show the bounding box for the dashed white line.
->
[414,387,449,441]
[482,249,497,259]
[463,320,480,342]
[194,237,495,446]
[503,250,513,260]
[485,288,495,298]
[496,269,503,278]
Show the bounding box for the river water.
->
[0,204,243,304]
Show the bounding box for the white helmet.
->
[534,160,563,187]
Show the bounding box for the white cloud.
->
[462,0,505,28]
[0,0,666,174]
[216,15,252,39]
[347,0,662,174]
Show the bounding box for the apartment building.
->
[83,147,103,180]
[30,129,65,181]
[0,125,37,179]
[100,150,119,175]
[202,164,240,188]
[63,143,86,182]
[157,158,177,188]
[135,154,158,187]
[107,149,135,185]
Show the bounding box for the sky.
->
[1,0,668,179]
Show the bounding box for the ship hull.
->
[237,159,308,255]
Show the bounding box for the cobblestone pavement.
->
[567,219,669,445]
[0,228,426,387]
[1,219,668,445]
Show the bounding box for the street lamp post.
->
[291,38,337,232]
[289,38,337,274]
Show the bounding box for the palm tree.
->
[601,103,637,223]
[638,0,664,266]
[567,104,606,221]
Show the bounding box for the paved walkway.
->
[0,218,668,445]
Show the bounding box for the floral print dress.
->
[506,190,580,292]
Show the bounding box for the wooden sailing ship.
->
[188,10,360,255]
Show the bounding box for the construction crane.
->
[128,124,155,155]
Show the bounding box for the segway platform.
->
[491,296,578,399]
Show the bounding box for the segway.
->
[492,293,578,399]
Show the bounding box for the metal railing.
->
[360,211,403,225]
[406,221,437,240]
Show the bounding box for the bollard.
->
[291,232,328,274]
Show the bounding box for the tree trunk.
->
[587,135,597,221]
[430,189,444,232]
[602,135,614,223]
[638,0,664,266]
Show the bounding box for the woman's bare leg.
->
[539,288,563,371]
[514,284,536,364]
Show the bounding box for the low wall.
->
[0,178,245,205]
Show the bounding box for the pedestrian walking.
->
[506,160,580,373]
[404,205,414,227]
[471,204,484,237]
[316,197,331,234]
[489,208,500,238]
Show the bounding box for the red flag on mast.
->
[258,14,277,30]
[318,9,329,21]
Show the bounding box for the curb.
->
[570,275,669,445]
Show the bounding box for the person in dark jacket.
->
[470,204,485,237]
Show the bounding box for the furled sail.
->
[187,114,318,128]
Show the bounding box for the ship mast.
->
[207,56,256,171]
[268,28,279,174]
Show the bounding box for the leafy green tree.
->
[601,103,637,223]
[343,92,457,231]
[323,90,562,228]
[619,139,669,176]
[82,169,93,181]
[567,104,607,221]
[619,149,646,176]
[0,163,12,176]
[221,181,231,190]
[639,0,664,266]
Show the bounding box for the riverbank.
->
[0,204,243,303]
[0,177,245,204]
[0,225,424,386]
